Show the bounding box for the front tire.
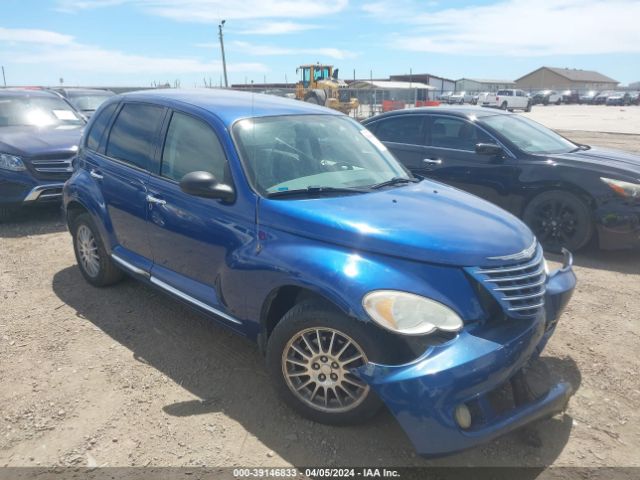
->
[523,190,593,253]
[71,212,124,287]
[266,301,384,425]
[525,101,532,112]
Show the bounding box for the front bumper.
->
[358,253,576,457]
[0,170,65,206]
[596,203,640,250]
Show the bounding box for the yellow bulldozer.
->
[295,64,358,114]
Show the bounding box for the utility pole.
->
[218,20,228,88]
[1,66,6,87]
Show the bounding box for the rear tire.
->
[500,101,508,110]
[71,212,124,287]
[266,301,384,425]
[525,101,532,112]
[523,190,593,253]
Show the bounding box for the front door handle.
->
[423,158,442,165]
[90,169,104,180]
[146,194,167,206]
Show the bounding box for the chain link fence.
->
[230,86,440,119]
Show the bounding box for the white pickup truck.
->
[481,89,532,112]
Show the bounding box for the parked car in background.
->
[628,91,640,105]
[437,91,454,102]
[605,92,632,106]
[481,89,531,112]
[531,90,562,105]
[561,90,580,104]
[363,106,640,252]
[578,90,599,104]
[63,89,576,457]
[447,91,473,104]
[472,92,492,105]
[594,91,616,105]
[52,88,115,118]
[0,89,84,220]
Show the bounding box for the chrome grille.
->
[25,155,75,181]
[467,244,547,319]
[30,157,74,174]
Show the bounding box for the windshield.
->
[480,114,577,155]
[0,95,84,127]
[233,115,411,196]
[68,93,113,112]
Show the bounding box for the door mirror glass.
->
[475,143,504,156]
[179,171,234,202]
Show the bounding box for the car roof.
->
[362,106,509,123]
[0,88,62,98]
[61,88,115,96]
[117,88,337,127]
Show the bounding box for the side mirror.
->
[475,143,504,156]
[179,171,234,202]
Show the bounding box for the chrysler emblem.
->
[487,240,537,261]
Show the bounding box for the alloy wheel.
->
[531,199,580,248]
[282,327,369,413]
[76,224,101,278]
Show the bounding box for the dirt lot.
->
[524,105,640,135]
[1,131,639,470]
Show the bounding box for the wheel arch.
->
[257,284,351,353]
[519,181,597,218]
[65,199,90,226]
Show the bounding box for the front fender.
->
[239,227,486,333]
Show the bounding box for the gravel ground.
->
[523,105,640,135]
[1,131,639,469]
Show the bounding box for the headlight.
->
[362,291,463,336]
[0,153,26,172]
[601,177,640,198]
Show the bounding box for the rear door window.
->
[106,103,165,170]
[429,116,492,151]
[373,116,425,145]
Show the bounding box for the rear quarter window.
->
[106,103,165,170]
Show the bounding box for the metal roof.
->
[456,78,516,84]
[515,67,618,84]
[350,80,435,90]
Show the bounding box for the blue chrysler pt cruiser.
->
[63,89,576,456]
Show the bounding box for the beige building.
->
[515,67,618,93]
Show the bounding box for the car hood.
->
[0,125,83,157]
[549,147,640,178]
[258,180,534,267]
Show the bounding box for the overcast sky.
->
[1,0,639,87]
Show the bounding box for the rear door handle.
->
[146,194,167,206]
[423,158,442,165]
[90,169,104,180]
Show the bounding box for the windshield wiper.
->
[266,186,369,198]
[369,176,420,190]
[570,144,591,152]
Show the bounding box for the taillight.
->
[496,96,499,101]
